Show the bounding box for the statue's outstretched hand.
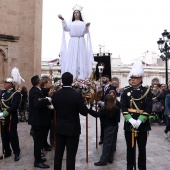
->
[58,14,64,20]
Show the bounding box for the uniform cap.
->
[4,78,14,84]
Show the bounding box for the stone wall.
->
[0,0,42,90]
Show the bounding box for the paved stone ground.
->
[0,115,170,170]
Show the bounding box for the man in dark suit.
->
[99,75,116,144]
[40,76,53,151]
[52,72,88,170]
[28,75,52,169]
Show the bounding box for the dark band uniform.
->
[0,88,21,157]
[121,85,152,170]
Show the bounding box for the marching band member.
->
[121,59,152,170]
[0,78,21,161]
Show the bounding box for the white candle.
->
[92,61,98,69]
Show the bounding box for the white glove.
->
[98,100,102,104]
[86,103,90,109]
[98,101,102,105]
[100,102,105,107]
[0,112,4,118]
[129,118,137,129]
[47,104,54,110]
[46,97,52,103]
[135,119,142,129]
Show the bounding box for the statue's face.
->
[74,10,80,20]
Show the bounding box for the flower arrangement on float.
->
[54,78,103,103]
[54,79,62,91]
[54,78,91,94]
[72,78,91,94]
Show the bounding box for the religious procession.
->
[1,2,170,170]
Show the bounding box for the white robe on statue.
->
[60,20,94,80]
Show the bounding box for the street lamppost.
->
[157,29,170,86]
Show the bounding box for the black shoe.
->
[42,147,51,151]
[158,120,164,125]
[46,144,52,148]
[94,161,107,166]
[41,152,45,157]
[14,153,20,161]
[50,141,54,146]
[43,143,52,149]
[99,140,103,145]
[0,153,11,160]
[34,162,50,169]
[159,121,166,126]
[41,158,47,163]
[108,160,113,164]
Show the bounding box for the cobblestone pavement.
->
[0,115,170,170]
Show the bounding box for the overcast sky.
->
[41,0,170,64]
